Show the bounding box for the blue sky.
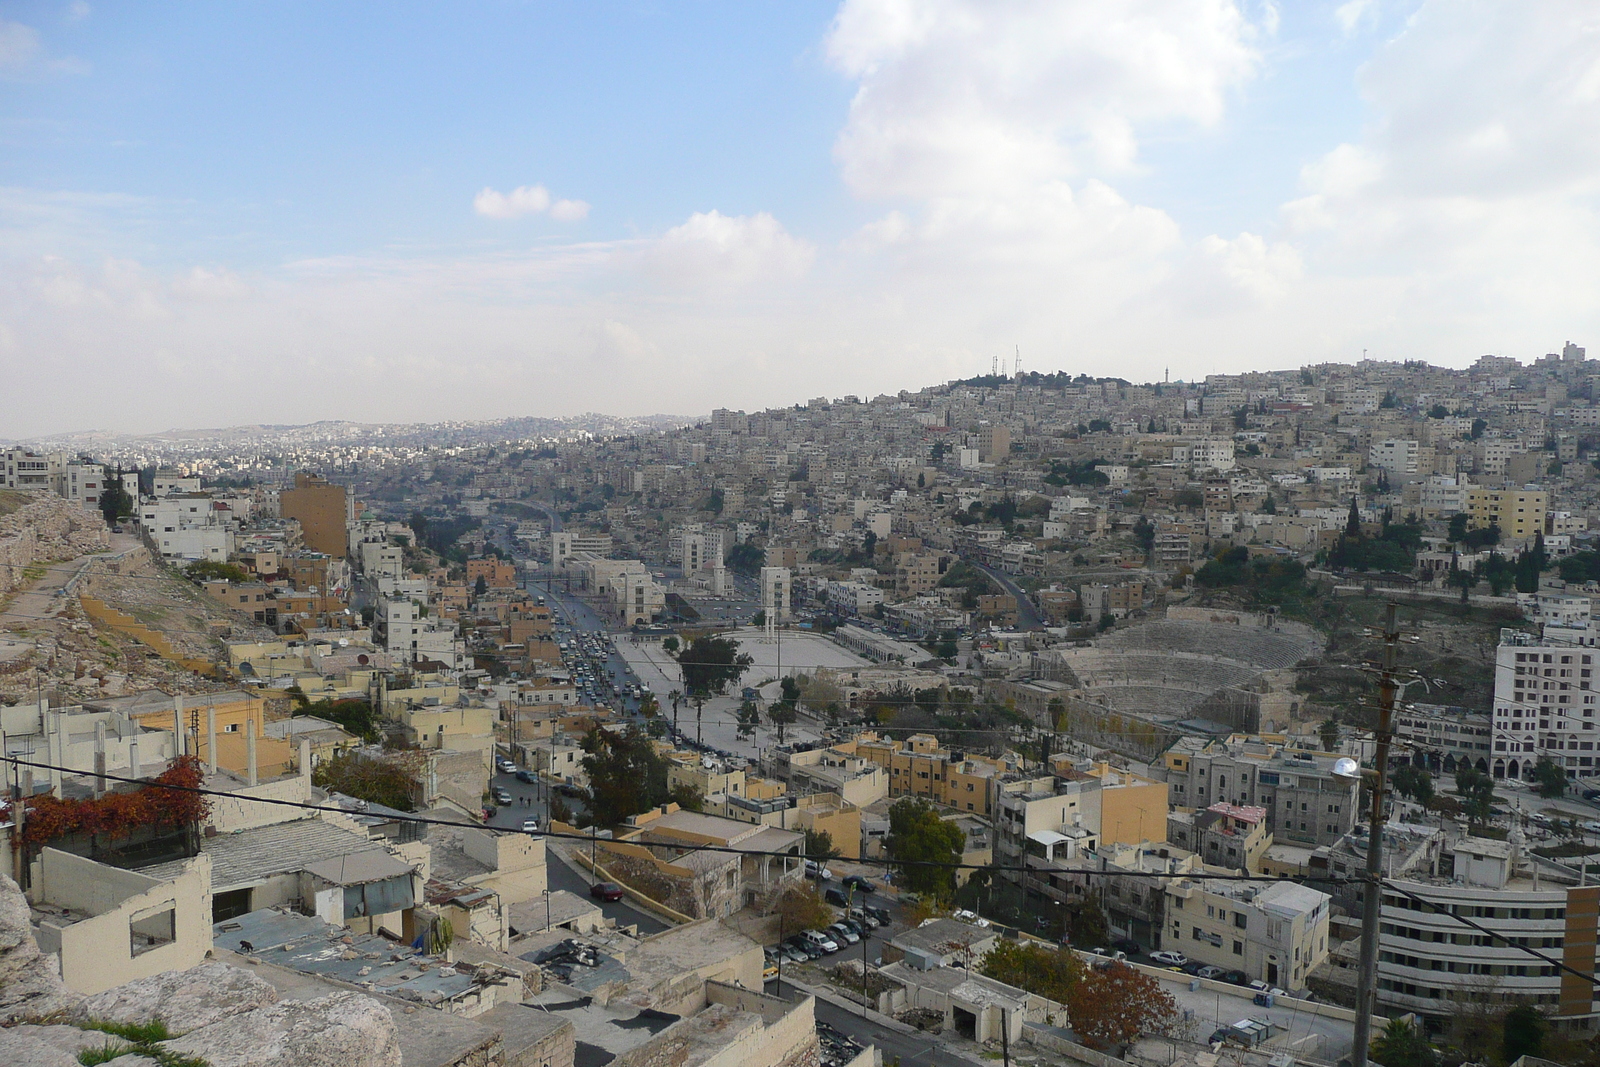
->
[4,1,1599,435]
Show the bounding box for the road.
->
[968,560,1045,630]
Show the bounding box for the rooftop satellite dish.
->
[357,654,370,666]
[1331,757,1361,780]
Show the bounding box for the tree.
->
[735,699,761,741]
[803,828,840,861]
[1318,718,1340,753]
[1448,513,1469,543]
[1346,496,1362,537]
[767,701,798,742]
[887,797,965,901]
[677,635,753,697]
[296,696,381,742]
[979,940,1084,1004]
[313,752,421,812]
[1067,963,1180,1051]
[474,575,488,596]
[1371,1017,1437,1067]
[1455,766,1496,826]
[1502,1005,1547,1063]
[668,783,705,812]
[637,692,660,718]
[726,542,765,576]
[184,559,253,584]
[773,884,833,933]
[750,609,766,628]
[662,637,679,655]
[1392,763,1435,807]
[99,469,134,525]
[1530,755,1568,798]
[581,725,669,827]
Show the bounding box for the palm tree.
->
[668,689,682,732]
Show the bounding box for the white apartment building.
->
[1190,437,1236,472]
[151,471,202,496]
[824,580,884,616]
[1377,837,1599,1028]
[1368,439,1420,476]
[760,566,792,624]
[1164,878,1331,993]
[1492,625,1600,780]
[1418,476,1465,518]
[1,449,107,509]
[550,531,612,568]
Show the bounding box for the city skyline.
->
[4,2,1599,439]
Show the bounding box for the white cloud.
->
[825,0,1262,197]
[67,2,91,22]
[1333,0,1376,36]
[646,210,815,287]
[0,17,87,78]
[549,198,591,221]
[473,184,551,219]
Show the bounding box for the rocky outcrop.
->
[0,491,109,598]
[0,871,80,1024]
[71,958,279,1032]
[0,871,401,1066]
[161,991,402,1067]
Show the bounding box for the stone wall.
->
[0,492,109,598]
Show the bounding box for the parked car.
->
[1195,965,1225,980]
[515,769,535,784]
[848,908,879,931]
[805,860,833,881]
[786,935,825,960]
[824,888,848,907]
[497,758,516,774]
[802,930,839,954]
[838,918,866,938]
[590,881,625,902]
[521,817,540,833]
[493,788,513,805]
[865,906,892,927]
[1085,947,1127,962]
[842,875,876,893]
[1111,938,1142,956]
[827,923,860,946]
[953,909,991,928]
[1221,970,1250,986]
[1149,951,1188,968]
[779,943,809,963]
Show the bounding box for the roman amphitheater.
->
[1046,607,1325,755]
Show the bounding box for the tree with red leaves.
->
[1068,962,1180,1051]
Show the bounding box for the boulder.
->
[161,991,402,1067]
[0,871,81,1024]
[12,1022,120,1057]
[72,958,279,1033]
[0,1026,83,1067]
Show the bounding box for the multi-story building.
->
[279,472,351,558]
[1080,581,1144,622]
[1393,703,1492,774]
[978,423,1011,464]
[1166,802,1270,874]
[1368,439,1420,476]
[1492,625,1600,781]
[1371,836,1600,1029]
[849,733,999,815]
[1161,735,1359,847]
[1163,878,1331,993]
[759,566,791,624]
[1465,486,1547,540]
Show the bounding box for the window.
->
[1233,940,1243,955]
[1234,913,1248,929]
[130,907,176,957]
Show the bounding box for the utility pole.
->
[1350,602,1400,1067]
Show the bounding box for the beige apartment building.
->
[1466,486,1547,540]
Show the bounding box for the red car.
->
[590,881,625,902]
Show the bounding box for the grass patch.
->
[76,1019,209,1067]
[78,1041,133,1065]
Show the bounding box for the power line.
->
[0,753,1343,884]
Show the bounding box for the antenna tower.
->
[991,353,998,377]
[1014,345,1021,378]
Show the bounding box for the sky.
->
[3,1,1600,436]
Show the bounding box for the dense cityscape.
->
[3,349,1600,1066]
